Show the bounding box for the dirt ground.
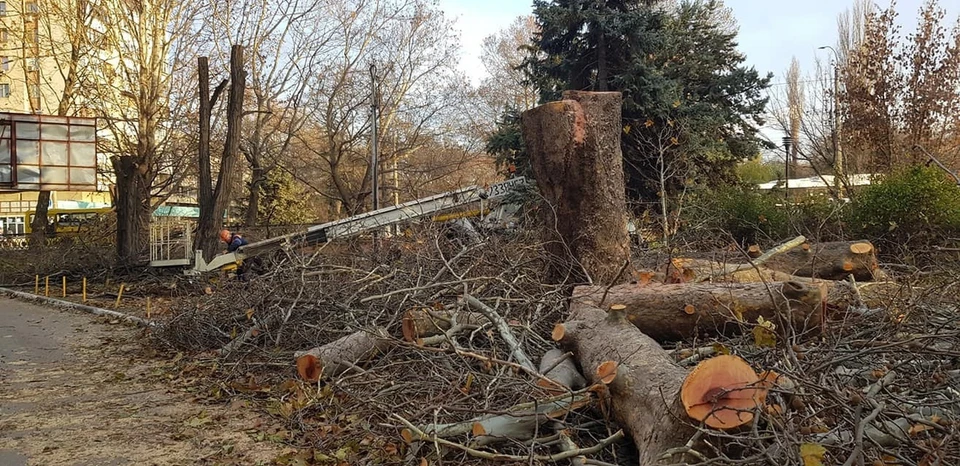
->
[0,296,285,466]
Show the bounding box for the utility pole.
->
[819,46,844,190]
[783,136,793,202]
[370,63,380,213]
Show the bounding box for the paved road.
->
[0,297,97,466]
[0,296,282,466]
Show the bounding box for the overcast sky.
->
[440,0,960,85]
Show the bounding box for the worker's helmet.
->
[219,229,231,242]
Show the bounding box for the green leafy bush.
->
[848,166,960,248]
[789,195,848,242]
[682,186,790,246]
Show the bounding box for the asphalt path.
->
[0,297,91,466]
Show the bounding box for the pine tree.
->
[493,0,772,202]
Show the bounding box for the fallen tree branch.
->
[463,294,537,373]
[419,388,594,445]
[696,235,806,283]
[397,413,624,462]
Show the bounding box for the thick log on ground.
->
[521,91,631,284]
[400,308,486,342]
[573,281,824,342]
[554,305,695,464]
[664,258,902,310]
[537,348,587,393]
[761,240,880,280]
[295,328,390,381]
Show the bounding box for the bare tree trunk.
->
[195,45,245,261]
[113,156,149,266]
[217,44,246,224]
[196,56,217,260]
[521,91,632,284]
[29,191,51,248]
[244,163,263,227]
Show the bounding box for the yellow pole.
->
[62,276,66,298]
[146,297,151,319]
[82,277,87,303]
[34,275,39,294]
[115,283,125,307]
[44,276,49,297]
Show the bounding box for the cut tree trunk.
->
[537,348,587,393]
[761,240,880,281]
[554,305,695,464]
[295,328,390,381]
[665,258,901,310]
[572,281,825,342]
[521,91,631,285]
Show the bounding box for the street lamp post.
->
[783,136,793,202]
[818,46,844,188]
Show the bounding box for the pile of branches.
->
[150,226,622,463]
[147,228,960,465]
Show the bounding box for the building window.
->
[0,28,7,43]
[0,2,6,16]
[0,84,10,98]
[26,1,38,13]
[0,57,8,71]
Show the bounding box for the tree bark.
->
[537,348,586,393]
[195,46,245,261]
[196,56,217,260]
[761,240,880,281]
[554,305,695,464]
[244,163,264,227]
[572,281,825,342]
[112,155,150,266]
[295,328,391,381]
[216,44,246,225]
[521,91,631,285]
[29,191,51,247]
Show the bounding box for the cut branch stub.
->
[849,242,873,255]
[551,323,566,342]
[296,354,322,382]
[596,361,618,385]
[681,355,767,430]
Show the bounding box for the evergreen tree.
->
[489,0,772,203]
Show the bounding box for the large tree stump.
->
[554,305,695,464]
[761,240,880,281]
[521,91,631,285]
[572,281,825,342]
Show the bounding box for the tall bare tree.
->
[194,45,246,261]
[292,0,463,216]
[26,0,101,245]
[77,0,202,265]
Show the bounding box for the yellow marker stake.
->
[82,277,87,303]
[44,276,49,297]
[146,297,151,319]
[62,276,67,298]
[34,275,39,294]
[115,283,125,307]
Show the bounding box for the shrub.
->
[788,195,848,242]
[848,166,960,249]
[681,186,790,246]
